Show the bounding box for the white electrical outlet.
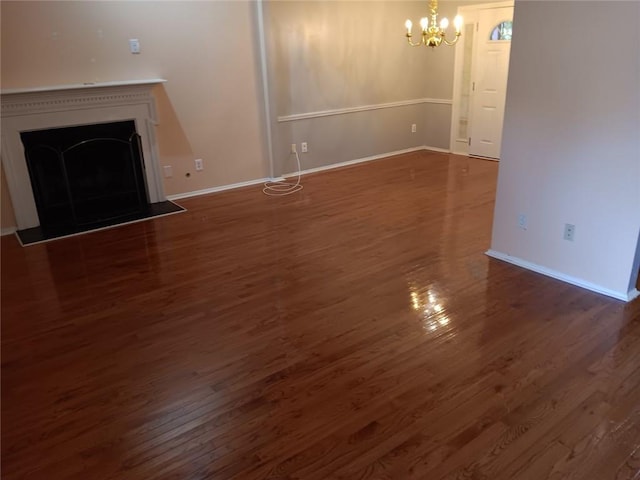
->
[564,223,576,241]
[301,142,308,153]
[129,39,140,54]
[518,213,527,230]
[163,165,173,178]
[194,159,204,171]
[411,124,417,133]
[291,143,297,154]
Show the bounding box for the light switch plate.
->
[129,39,140,54]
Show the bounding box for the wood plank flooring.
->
[2,151,639,479]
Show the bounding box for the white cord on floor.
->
[263,150,303,196]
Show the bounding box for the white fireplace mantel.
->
[1,79,167,230]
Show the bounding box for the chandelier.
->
[405,0,463,48]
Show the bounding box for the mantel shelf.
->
[1,79,167,96]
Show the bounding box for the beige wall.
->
[1,0,269,227]
[490,1,640,298]
[263,0,471,175]
[268,1,457,115]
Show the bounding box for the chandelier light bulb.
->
[405,19,413,34]
[440,17,449,30]
[454,15,463,32]
[420,17,429,31]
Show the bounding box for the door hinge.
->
[468,138,471,146]
[476,22,479,32]
[472,82,475,91]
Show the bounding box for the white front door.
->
[469,6,513,159]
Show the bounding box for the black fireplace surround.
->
[17,120,183,245]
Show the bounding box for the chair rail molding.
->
[277,97,452,123]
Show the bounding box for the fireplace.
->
[22,120,148,232]
[1,80,183,244]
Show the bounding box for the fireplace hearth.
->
[15,200,184,245]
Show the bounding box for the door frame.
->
[449,0,514,156]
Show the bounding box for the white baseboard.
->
[166,177,272,201]
[168,145,451,201]
[423,145,452,154]
[486,249,637,302]
[282,146,424,178]
[1,227,16,236]
[282,145,450,178]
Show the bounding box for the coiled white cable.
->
[263,150,303,196]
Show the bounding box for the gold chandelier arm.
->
[406,35,424,47]
[442,34,461,47]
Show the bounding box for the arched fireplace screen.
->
[21,121,148,232]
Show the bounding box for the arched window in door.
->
[490,21,513,40]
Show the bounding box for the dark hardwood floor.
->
[2,151,639,479]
